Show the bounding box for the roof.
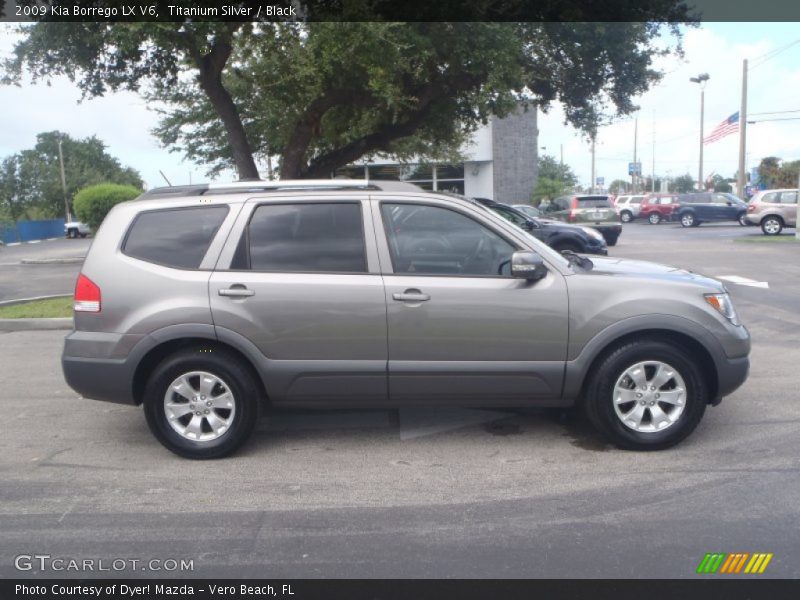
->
[138,179,423,199]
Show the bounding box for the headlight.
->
[704,293,740,326]
[580,226,605,242]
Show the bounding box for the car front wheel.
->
[648,213,662,225]
[680,213,695,227]
[143,347,260,459]
[620,211,633,223]
[584,340,707,450]
[761,216,783,236]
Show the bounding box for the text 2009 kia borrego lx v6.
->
[62,180,750,458]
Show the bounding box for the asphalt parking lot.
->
[1,222,799,579]
[0,238,89,302]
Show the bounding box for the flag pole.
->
[737,59,748,198]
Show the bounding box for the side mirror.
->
[511,251,548,281]
[522,219,536,231]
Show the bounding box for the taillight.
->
[747,203,758,213]
[569,198,578,222]
[74,274,101,313]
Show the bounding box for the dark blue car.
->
[675,192,748,227]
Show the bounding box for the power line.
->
[749,109,800,116]
[748,117,800,123]
[749,38,800,70]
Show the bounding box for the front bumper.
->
[712,355,750,405]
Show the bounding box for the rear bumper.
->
[62,355,137,405]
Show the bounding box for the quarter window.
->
[123,206,229,269]
[779,191,797,204]
[381,203,515,277]
[239,203,366,273]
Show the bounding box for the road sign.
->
[628,162,642,176]
[596,177,604,186]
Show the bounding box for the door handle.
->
[392,289,430,302]
[219,286,255,298]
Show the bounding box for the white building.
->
[336,106,539,203]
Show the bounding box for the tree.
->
[4,13,692,179]
[758,157,800,189]
[672,174,695,193]
[0,131,143,220]
[608,179,630,195]
[73,183,142,230]
[530,154,578,204]
[710,174,732,193]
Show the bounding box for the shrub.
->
[73,183,142,230]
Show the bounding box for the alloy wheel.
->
[612,361,687,433]
[163,371,236,442]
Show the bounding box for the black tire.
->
[761,216,783,236]
[648,212,661,225]
[79,233,88,238]
[143,346,260,459]
[583,339,708,450]
[67,228,78,239]
[738,213,748,226]
[554,240,582,254]
[680,213,695,228]
[620,210,633,223]
[605,234,619,247]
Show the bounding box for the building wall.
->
[491,106,538,203]
[463,161,493,199]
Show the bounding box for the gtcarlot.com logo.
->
[696,552,773,574]
[14,554,194,572]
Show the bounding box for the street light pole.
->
[690,73,710,190]
[57,137,70,222]
[737,59,748,199]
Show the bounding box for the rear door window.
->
[779,191,798,204]
[237,202,367,273]
[123,205,229,269]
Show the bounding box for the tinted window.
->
[631,196,645,204]
[381,204,515,277]
[576,196,611,208]
[491,206,527,227]
[780,191,797,204]
[243,203,366,273]
[760,192,780,204]
[123,206,228,269]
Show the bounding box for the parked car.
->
[614,195,646,223]
[65,221,91,238]
[63,179,749,458]
[639,194,680,225]
[744,188,798,235]
[474,198,607,255]
[674,193,748,228]
[511,204,541,219]
[543,195,622,245]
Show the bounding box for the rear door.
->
[209,196,388,405]
[373,196,569,405]
[779,190,798,225]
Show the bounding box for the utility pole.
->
[632,117,638,193]
[590,137,596,194]
[652,110,656,193]
[737,59,748,199]
[560,144,563,168]
[57,137,70,222]
[690,73,710,191]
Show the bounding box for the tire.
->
[680,213,695,228]
[605,234,619,247]
[738,213,748,226]
[583,339,708,450]
[761,216,783,236]
[67,228,78,239]
[79,233,88,238]
[554,240,582,254]
[620,210,633,223]
[648,212,662,225]
[143,346,260,459]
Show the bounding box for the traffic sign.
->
[628,162,642,176]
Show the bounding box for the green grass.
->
[0,296,73,318]
[734,235,799,244]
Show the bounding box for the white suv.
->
[615,195,645,223]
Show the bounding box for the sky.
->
[0,22,799,190]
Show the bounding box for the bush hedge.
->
[73,183,142,230]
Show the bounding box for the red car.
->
[639,193,680,224]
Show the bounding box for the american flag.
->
[703,112,740,145]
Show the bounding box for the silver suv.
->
[62,180,750,458]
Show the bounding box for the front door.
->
[210,199,387,405]
[374,199,569,405]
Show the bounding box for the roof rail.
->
[140,179,422,199]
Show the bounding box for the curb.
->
[0,318,73,332]
[21,257,85,265]
[0,294,71,307]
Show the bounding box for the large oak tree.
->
[3,3,694,179]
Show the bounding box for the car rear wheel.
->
[680,213,695,227]
[143,347,259,459]
[67,228,78,239]
[584,340,707,450]
[620,211,633,223]
[648,213,661,225]
[761,216,783,236]
[738,213,748,226]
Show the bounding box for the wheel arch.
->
[132,336,268,407]
[564,323,721,406]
